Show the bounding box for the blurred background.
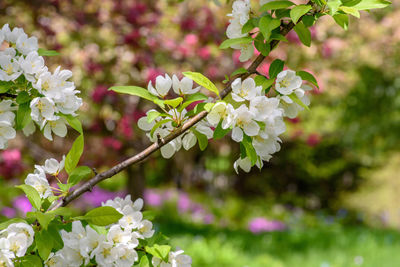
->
[0,0,400,266]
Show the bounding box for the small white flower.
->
[30,97,57,123]
[233,157,252,173]
[0,100,16,124]
[79,225,105,259]
[231,105,260,142]
[16,33,38,55]
[148,74,172,98]
[0,55,22,81]
[172,75,200,95]
[6,223,34,246]
[43,117,68,141]
[275,70,302,95]
[44,252,66,267]
[0,121,16,149]
[56,247,83,267]
[92,241,116,267]
[25,172,53,198]
[231,78,262,102]
[107,225,133,245]
[43,156,65,176]
[207,102,235,129]
[182,131,197,151]
[22,120,36,136]
[119,206,143,230]
[228,0,251,26]
[18,51,45,82]
[8,233,28,257]
[134,220,155,239]
[278,85,311,119]
[112,243,138,267]
[0,250,13,267]
[3,25,25,43]
[249,96,283,122]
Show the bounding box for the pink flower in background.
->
[0,149,23,179]
[307,133,321,147]
[2,149,21,163]
[146,68,164,84]
[198,47,211,60]
[203,214,214,224]
[13,196,32,215]
[144,189,163,207]
[177,193,192,213]
[91,85,116,103]
[184,34,198,46]
[248,217,286,233]
[118,115,133,139]
[82,187,124,207]
[1,207,16,218]
[103,137,123,150]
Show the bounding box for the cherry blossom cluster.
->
[0,24,82,148]
[226,0,253,62]
[44,195,191,267]
[24,156,65,199]
[207,70,311,173]
[138,74,213,159]
[0,223,35,266]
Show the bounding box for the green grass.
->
[156,220,400,267]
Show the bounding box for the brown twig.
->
[52,20,299,210]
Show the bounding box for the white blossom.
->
[25,172,53,198]
[206,102,235,129]
[43,117,68,141]
[231,105,260,142]
[0,121,16,149]
[231,77,262,102]
[172,75,200,95]
[0,100,16,123]
[148,74,172,98]
[275,70,302,95]
[42,156,65,176]
[233,157,252,173]
[30,97,57,123]
[0,55,22,81]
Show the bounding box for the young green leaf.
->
[16,185,42,210]
[213,121,231,139]
[145,244,172,262]
[150,119,171,138]
[61,114,83,134]
[346,0,391,10]
[260,0,295,12]
[327,0,341,15]
[74,206,123,226]
[147,110,161,123]
[16,91,31,104]
[270,33,289,42]
[296,70,319,89]
[16,255,43,267]
[219,37,253,49]
[35,229,54,260]
[269,59,285,79]
[241,135,258,165]
[65,134,84,174]
[109,86,165,108]
[339,6,360,18]
[254,34,271,56]
[179,93,208,111]
[38,48,60,56]
[333,13,349,30]
[293,22,311,47]
[289,93,310,110]
[67,166,93,186]
[27,211,56,230]
[290,4,312,24]
[259,16,281,41]
[192,129,208,151]
[230,67,248,77]
[139,255,150,267]
[16,103,31,130]
[183,72,220,97]
[164,97,183,108]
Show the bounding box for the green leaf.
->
[109,86,165,108]
[37,48,60,56]
[213,121,231,139]
[16,255,43,267]
[145,244,171,262]
[164,97,183,108]
[47,224,64,250]
[231,67,248,77]
[255,75,275,93]
[269,59,285,79]
[74,206,123,226]
[47,207,72,218]
[327,0,342,15]
[192,129,208,151]
[241,19,256,34]
[241,135,257,166]
[260,0,295,12]
[259,16,281,41]
[290,4,312,23]
[254,34,271,56]
[147,111,161,123]
[150,119,171,138]
[333,13,349,30]
[289,93,310,110]
[35,229,53,260]
[65,134,84,174]
[139,255,150,267]
[270,33,288,42]
[16,103,31,130]
[179,93,208,111]
[219,37,253,49]
[204,103,214,112]
[61,114,83,134]
[339,6,360,17]
[16,91,31,104]
[296,70,319,89]
[183,72,220,97]
[346,0,391,10]
[0,81,11,94]
[302,15,316,27]
[0,218,27,230]
[67,166,93,186]
[16,185,42,210]
[293,22,311,47]
[27,211,55,230]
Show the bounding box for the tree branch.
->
[53,20,298,210]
